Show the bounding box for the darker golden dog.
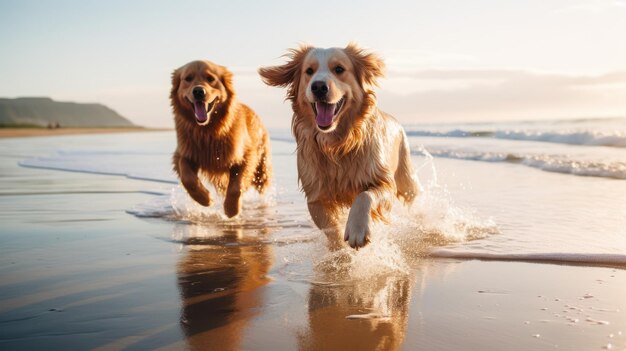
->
[259,44,418,248]
[171,60,271,217]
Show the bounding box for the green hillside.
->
[0,97,136,128]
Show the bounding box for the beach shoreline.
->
[0,127,171,139]
[0,131,625,351]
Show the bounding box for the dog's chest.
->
[181,132,244,171]
[298,144,387,204]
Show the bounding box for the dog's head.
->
[171,60,234,126]
[259,44,384,133]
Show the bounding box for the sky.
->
[1,0,625,128]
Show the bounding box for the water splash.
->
[308,145,499,280]
[400,145,499,244]
[315,230,411,279]
[127,145,499,279]
[129,184,278,223]
[169,186,228,223]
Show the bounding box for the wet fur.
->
[259,44,418,248]
[171,60,271,217]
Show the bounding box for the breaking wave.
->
[406,129,626,148]
[422,149,626,180]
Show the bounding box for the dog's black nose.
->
[311,81,329,99]
[192,87,206,100]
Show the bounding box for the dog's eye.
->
[207,75,215,83]
[305,68,314,76]
[184,75,193,82]
[334,66,345,74]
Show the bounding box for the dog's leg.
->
[178,157,212,206]
[224,165,244,218]
[253,140,272,193]
[395,132,419,204]
[344,189,392,249]
[308,200,343,250]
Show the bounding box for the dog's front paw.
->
[344,208,371,249]
[184,186,211,207]
[191,192,212,207]
[223,194,242,218]
[224,199,241,218]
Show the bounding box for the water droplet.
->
[586,317,610,325]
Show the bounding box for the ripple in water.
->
[128,146,499,280]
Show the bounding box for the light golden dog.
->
[259,44,418,248]
[171,60,271,217]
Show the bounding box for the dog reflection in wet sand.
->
[299,273,411,351]
[259,44,419,249]
[176,225,272,350]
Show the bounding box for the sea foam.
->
[19,150,177,184]
[422,149,626,180]
[429,249,626,267]
[405,128,626,148]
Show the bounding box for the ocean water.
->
[405,117,626,179]
[16,117,626,268]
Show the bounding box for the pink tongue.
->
[193,101,208,123]
[315,102,335,127]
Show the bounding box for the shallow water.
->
[16,123,626,266]
[406,118,626,179]
[1,126,626,350]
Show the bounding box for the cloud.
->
[377,69,626,123]
[49,67,626,128]
[556,0,626,13]
[383,50,477,71]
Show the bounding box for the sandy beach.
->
[0,127,170,139]
[0,130,625,351]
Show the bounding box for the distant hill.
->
[0,97,136,128]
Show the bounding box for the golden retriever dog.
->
[259,44,418,249]
[171,60,271,217]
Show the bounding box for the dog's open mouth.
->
[311,96,345,130]
[190,97,219,125]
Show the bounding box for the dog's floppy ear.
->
[344,43,385,87]
[219,65,236,99]
[170,68,181,102]
[169,67,183,115]
[258,45,312,101]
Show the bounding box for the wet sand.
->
[1,134,625,351]
[0,127,170,139]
